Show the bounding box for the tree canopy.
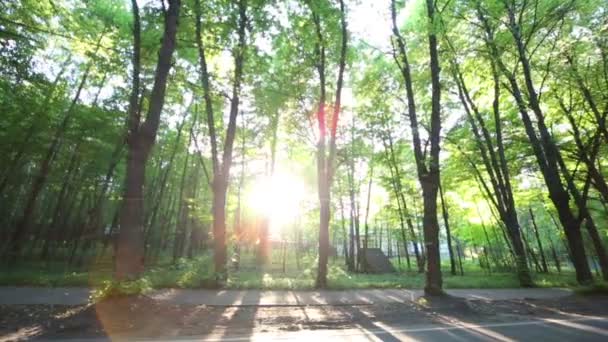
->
[1,0,607,294]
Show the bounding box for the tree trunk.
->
[382,125,422,272]
[173,135,192,263]
[439,180,456,275]
[310,0,347,289]
[391,0,443,295]
[116,141,147,278]
[195,0,247,281]
[347,198,355,272]
[115,0,180,280]
[448,47,533,286]
[212,180,228,278]
[339,191,351,269]
[146,108,189,252]
[555,146,608,281]
[421,176,442,295]
[529,208,549,273]
[233,116,247,270]
[316,182,330,288]
[455,238,464,275]
[4,57,94,263]
[521,227,542,273]
[39,143,82,260]
[362,163,373,272]
[548,236,561,273]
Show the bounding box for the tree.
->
[115,0,181,280]
[442,23,533,286]
[305,0,348,288]
[194,0,248,280]
[474,0,592,284]
[391,0,443,296]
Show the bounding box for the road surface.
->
[0,287,572,305]
[2,287,608,341]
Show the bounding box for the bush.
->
[92,278,153,302]
[144,255,215,288]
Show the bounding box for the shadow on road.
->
[3,291,608,340]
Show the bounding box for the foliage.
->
[92,278,153,302]
[1,0,608,291]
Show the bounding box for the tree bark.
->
[115,0,180,280]
[195,0,247,280]
[309,0,347,289]
[391,0,443,295]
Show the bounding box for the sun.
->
[246,171,307,236]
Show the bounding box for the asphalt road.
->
[206,317,608,341]
[54,316,608,341]
[0,287,573,305]
[4,287,606,341]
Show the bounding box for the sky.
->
[349,1,394,51]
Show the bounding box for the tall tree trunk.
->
[548,235,561,273]
[555,141,608,281]
[39,142,82,260]
[115,0,180,280]
[346,132,361,271]
[455,238,464,275]
[309,0,347,288]
[521,227,542,273]
[439,180,456,275]
[145,107,189,252]
[195,0,247,280]
[233,115,247,270]
[340,197,349,266]
[480,219,499,269]
[381,121,422,272]
[186,163,202,258]
[362,164,373,272]
[391,0,443,295]
[173,112,197,263]
[529,208,549,273]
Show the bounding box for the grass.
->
[0,254,583,290]
[0,264,109,287]
[574,282,608,296]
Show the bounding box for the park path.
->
[0,287,572,306]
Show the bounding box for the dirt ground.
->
[2,294,608,341]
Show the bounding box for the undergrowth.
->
[0,255,582,291]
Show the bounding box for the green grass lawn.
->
[0,254,583,290]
